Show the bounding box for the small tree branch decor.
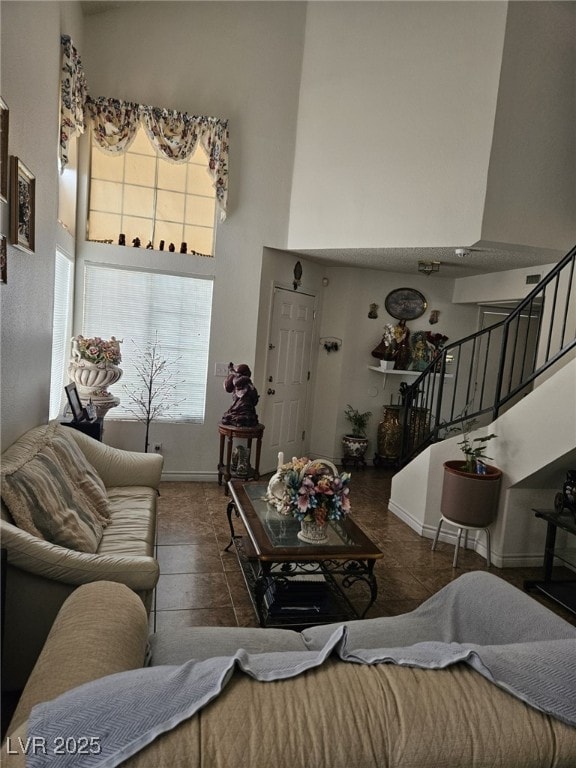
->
[122,334,185,452]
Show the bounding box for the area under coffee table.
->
[225,480,384,628]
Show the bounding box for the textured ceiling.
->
[288,241,566,279]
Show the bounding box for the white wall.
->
[73,1,307,476]
[452,262,557,305]
[309,268,479,463]
[287,1,507,249]
[0,2,69,449]
[481,1,576,251]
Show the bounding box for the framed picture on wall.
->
[9,156,35,254]
[0,97,8,203]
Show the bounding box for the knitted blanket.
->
[27,573,576,768]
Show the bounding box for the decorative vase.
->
[377,405,402,459]
[379,359,395,370]
[297,517,329,544]
[342,435,369,459]
[68,359,123,417]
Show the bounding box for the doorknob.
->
[267,388,276,395]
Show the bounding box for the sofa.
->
[3,574,576,768]
[1,421,163,692]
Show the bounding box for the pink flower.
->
[297,476,315,512]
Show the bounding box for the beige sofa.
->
[1,422,162,691]
[3,577,576,768]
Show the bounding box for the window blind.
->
[49,250,74,419]
[82,263,213,422]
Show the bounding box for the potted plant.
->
[342,404,372,464]
[441,415,501,527]
[68,335,123,417]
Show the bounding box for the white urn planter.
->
[68,360,123,417]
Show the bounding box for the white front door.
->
[260,287,316,472]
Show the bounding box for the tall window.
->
[82,263,213,422]
[88,126,216,256]
[49,249,74,419]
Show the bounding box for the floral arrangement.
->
[276,457,351,525]
[426,331,449,351]
[382,324,396,348]
[72,335,122,366]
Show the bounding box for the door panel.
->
[261,288,315,472]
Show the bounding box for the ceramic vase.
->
[297,517,329,544]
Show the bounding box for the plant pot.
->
[297,518,329,544]
[441,460,502,527]
[342,434,369,459]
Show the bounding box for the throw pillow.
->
[1,442,103,552]
[49,424,111,526]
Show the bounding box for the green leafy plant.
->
[344,404,372,438]
[442,406,497,473]
[456,421,497,473]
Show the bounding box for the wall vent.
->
[526,274,541,285]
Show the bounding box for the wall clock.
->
[384,288,427,320]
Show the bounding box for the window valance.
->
[85,97,229,219]
[60,35,88,171]
[59,35,229,220]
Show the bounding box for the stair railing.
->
[398,244,576,464]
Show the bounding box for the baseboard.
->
[388,501,545,569]
[387,500,425,535]
[160,471,219,482]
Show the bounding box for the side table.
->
[524,508,576,616]
[217,423,264,495]
[61,418,104,442]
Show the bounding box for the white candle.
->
[277,451,284,469]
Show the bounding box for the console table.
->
[524,508,576,616]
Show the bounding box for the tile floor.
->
[151,468,576,631]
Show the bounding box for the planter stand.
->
[431,460,502,568]
[432,516,492,568]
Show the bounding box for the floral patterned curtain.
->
[60,35,88,172]
[86,96,229,220]
[59,36,229,219]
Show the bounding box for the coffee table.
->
[225,480,384,628]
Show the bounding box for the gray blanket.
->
[27,572,576,768]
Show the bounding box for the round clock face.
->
[384,288,427,320]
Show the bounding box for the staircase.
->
[389,244,576,568]
[398,244,576,464]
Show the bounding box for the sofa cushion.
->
[0,424,105,553]
[98,487,158,557]
[49,424,111,525]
